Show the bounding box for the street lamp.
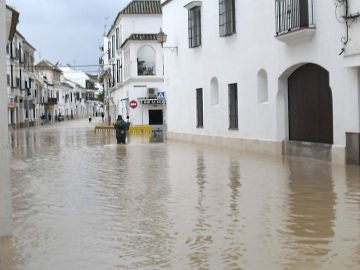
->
[156,28,178,55]
[156,28,167,44]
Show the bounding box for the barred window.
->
[111,35,115,57]
[228,83,238,129]
[188,6,201,48]
[117,59,121,83]
[196,88,204,127]
[107,41,111,60]
[116,28,119,49]
[219,0,236,37]
[275,0,313,36]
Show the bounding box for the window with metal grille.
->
[112,64,115,87]
[228,83,238,129]
[219,0,236,37]
[117,60,121,83]
[116,28,119,49]
[188,6,201,48]
[111,35,115,57]
[196,88,204,127]
[108,41,111,60]
[275,0,314,36]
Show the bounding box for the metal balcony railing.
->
[275,0,315,36]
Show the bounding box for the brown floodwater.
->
[1,118,359,270]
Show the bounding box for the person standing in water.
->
[114,115,130,144]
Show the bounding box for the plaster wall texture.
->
[107,12,165,126]
[162,0,360,161]
[0,0,12,236]
[121,15,162,41]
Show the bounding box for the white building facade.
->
[6,29,36,128]
[161,0,360,164]
[1,0,14,236]
[59,67,98,119]
[101,0,166,127]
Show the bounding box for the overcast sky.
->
[6,0,130,73]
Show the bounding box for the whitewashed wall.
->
[0,0,12,236]
[121,15,162,41]
[107,11,165,127]
[162,0,360,160]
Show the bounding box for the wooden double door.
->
[288,64,333,144]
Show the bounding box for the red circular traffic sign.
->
[129,100,138,109]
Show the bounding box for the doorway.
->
[288,63,333,144]
[149,109,163,125]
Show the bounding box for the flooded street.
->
[1,118,360,270]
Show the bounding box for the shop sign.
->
[140,99,166,105]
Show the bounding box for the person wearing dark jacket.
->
[114,115,130,144]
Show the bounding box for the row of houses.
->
[5,5,100,129]
[101,0,360,164]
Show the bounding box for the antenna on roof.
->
[103,16,109,36]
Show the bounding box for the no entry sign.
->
[129,100,138,109]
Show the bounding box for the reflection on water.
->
[1,121,360,270]
[284,158,336,269]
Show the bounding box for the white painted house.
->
[6,28,36,128]
[161,0,360,164]
[1,0,14,237]
[60,66,98,118]
[101,0,165,127]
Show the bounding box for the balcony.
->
[275,0,315,44]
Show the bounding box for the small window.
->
[228,83,238,129]
[111,35,115,57]
[116,28,119,49]
[112,64,116,87]
[117,60,121,83]
[188,6,202,48]
[196,88,204,127]
[219,0,236,37]
[107,41,111,59]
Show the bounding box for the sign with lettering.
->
[139,99,166,105]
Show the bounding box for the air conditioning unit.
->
[148,88,157,98]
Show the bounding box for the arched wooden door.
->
[288,64,333,144]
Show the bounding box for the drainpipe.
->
[0,0,13,237]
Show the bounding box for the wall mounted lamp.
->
[156,28,178,55]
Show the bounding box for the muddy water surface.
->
[1,119,359,269]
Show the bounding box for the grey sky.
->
[6,0,130,73]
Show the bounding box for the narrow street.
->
[0,118,359,270]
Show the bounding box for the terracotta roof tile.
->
[121,33,158,48]
[120,0,161,14]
